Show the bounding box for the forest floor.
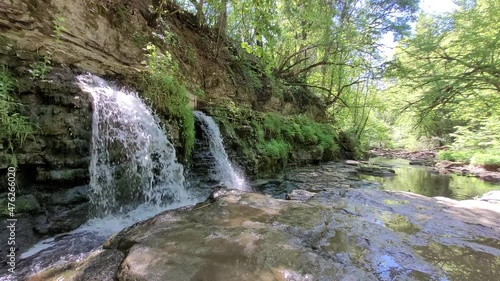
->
[369,148,500,183]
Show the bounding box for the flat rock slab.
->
[30,189,500,281]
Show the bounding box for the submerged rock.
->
[356,166,396,177]
[33,188,500,281]
[27,249,124,281]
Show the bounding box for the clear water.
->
[193,111,248,191]
[362,157,499,200]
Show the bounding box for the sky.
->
[380,0,458,59]
[420,0,458,14]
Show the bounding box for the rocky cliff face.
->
[0,0,146,76]
[0,66,92,259]
[1,0,326,116]
[0,0,153,254]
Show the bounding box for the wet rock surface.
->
[356,166,396,177]
[477,190,500,204]
[31,180,500,280]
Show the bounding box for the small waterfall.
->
[193,111,247,190]
[77,74,189,216]
[14,75,199,280]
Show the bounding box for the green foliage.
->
[0,67,33,159]
[52,16,66,43]
[437,150,476,163]
[132,31,149,47]
[438,149,500,166]
[471,153,500,166]
[209,102,339,167]
[27,15,65,81]
[29,52,52,80]
[141,42,195,158]
[259,139,289,159]
[384,0,500,152]
[166,0,420,156]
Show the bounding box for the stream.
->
[256,157,499,201]
[362,157,499,200]
[11,159,500,280]
[4,74,499,280]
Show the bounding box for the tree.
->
[386,0,500,152]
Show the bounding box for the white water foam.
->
[193,111,248,190]
[78,74,190,216]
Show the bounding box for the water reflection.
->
[360,158,499,200]
[322,229,367,265]
[414,242,500,281]
[381,212,421,235]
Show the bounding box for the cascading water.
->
[11,75,200,280]
[78,74,189,216]
[193,111,247,190]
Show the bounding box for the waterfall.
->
[193,111,247,190]
[77,74,189,217]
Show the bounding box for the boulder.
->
[286,189,316,201]
[0,194,40,215]
[477,191,500,204]
[345,160,360,166]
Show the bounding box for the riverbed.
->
[8,159,500,280]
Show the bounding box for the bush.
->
[437,150,475,162]
[437,149,500,166]
[470,152,500,166]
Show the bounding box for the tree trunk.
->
[195,0,204,26]
[216,0,228,37]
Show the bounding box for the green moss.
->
[109,3,130,29]
[132,31,149,48]
[141,43,195,159]
[208,103,340,172]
